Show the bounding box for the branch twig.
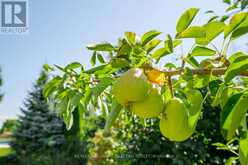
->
[158,68,248,77]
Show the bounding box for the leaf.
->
[43,64,54,72]
[93,77,113,98]
[70,93,83,108]
[193,75,210,88]
[151,47,171,60]
[185,56,200,68]
[110,58,129,68]
[224,12,247,38]
[229,52,248,63]
[191,46,216,56]
[223,0,231,4]
[164,34,173,53]
[231,17,248,40]
[176,26,206,38]
[87,42,115,51]
[97,54,105,63]
[64,111,73,130]
[239,132,248,165]
[176,8,199,33]
[164,63,177,69]
[65,62,82,70]
[141,30,161,46]
[54,64,65,72]
[225,157,239,165]
[144,39,161,53]
[90,51,97,66]
[85,64,109,74]
[208,16,219,23]
[43,76,61,97]
[186,89,203,130]
[212,83,226,107]
[221,93,248,140]
[220,15,230,22]
[224,58,248,82]
[173,39,182,48]
[125,31,136,45]
[196,21,225,45]
[103,99,122,135]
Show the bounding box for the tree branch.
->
[159,68,248,77]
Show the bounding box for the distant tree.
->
[11,70,66,155]
[0,119,18,134]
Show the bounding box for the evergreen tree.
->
[11,70,66,155]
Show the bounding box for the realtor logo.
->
[1,0,28,34]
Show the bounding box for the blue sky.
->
[0,0,244,126]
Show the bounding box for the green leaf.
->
[90,51,97,66]
[54,64,65,72]
[176,8,199,33]
[240,132,248,165]
[43,76,61,97]
[220,15,230,22]
[185,56,200,68]
[208,16,219,23]
[221,93,248,140]
[229,52,248,63]
[164,63,177,69]
[176,26,206,38]
[164,34,173,53]
[63,111,73,130]
[196,21,225,45]
[231,17,248,40]
[173,39,182,48]
[141,30,161,46]
[103,99,122,135]
[224,12,248,38]
[193,75,210,88]
[43,64,54,72]
[191,46,216,56]
[70,93,83,108]
[93,77,113,98]
[225,157,239,165]
[110,58,129,68]
[85,64,109,74]
[144,39,161,53]
[212,83,226,107]
[65,62,82,70]
[224,58,248,82]
[125,31,136,45]
[186,89,203,130]
[87,42,115,51]
[223,0,231,4]
[97,54,105,63]
[151,47,171,60]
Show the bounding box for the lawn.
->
[0,148,13,157]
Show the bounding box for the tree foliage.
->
[0,119,18,134]
[44,3,248,164]
[11,70,66,156]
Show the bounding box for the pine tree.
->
[11,70,66,155]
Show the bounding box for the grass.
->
[0,148,13,157]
